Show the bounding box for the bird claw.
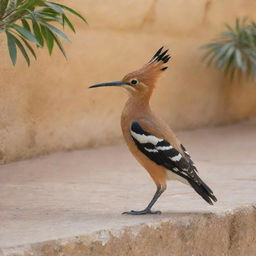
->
[122,209,161,215]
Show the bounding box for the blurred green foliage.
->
[202,18,256,81]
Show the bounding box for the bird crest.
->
[148,46,171,69]
[122,47,171,90]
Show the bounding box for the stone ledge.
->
[0,120,256,255]
[1,206,255,256]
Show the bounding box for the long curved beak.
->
[89,81,125,89]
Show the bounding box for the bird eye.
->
[130,79,138,85]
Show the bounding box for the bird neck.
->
[122,94,152,121]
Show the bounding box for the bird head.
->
[89,47,170,98]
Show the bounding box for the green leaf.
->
[224,54,235,76]
[217,43,233,56]
[32,20,44,46]
[216,58,227,69]
[19,36,37,59]
[243,27,254,46]
[21,18,31,31]
[206,51,218,67]
[12,34,30,65]
[50,30,66,58]
[41,22,70,41]
[45,2,64,14]
[54,3,87,23]
[63,14,75,32]
[40,25,54,54]
[18,0,44,11]
[36,13,60,22]
[35,8,59,18]
[222,46,235,61]
[6,31,17,65]
[11,24,39,44]
[235,49,245,71]
[214,43,234,68]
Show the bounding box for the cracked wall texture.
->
[1,0,256,163]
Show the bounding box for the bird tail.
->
[188,178,217,205]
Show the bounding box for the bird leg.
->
[122,185,165,215]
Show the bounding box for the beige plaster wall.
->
[1,0,256,163]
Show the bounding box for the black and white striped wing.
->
[130,121,217,205]
[130,122,195,180]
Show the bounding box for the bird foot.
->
[122,209,161,215]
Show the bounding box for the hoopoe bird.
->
[89,47,217,215]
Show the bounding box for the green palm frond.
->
[0,0,87,66]
[202,18,256,81]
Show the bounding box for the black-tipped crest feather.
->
[149,46,164,62]
[162,55,171,63]
[157,50,168,61]
[149,47,171,65]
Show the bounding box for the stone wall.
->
[1,0,256,163]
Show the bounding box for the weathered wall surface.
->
[1,0,256,163]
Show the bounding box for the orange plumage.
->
[90,47,217,215]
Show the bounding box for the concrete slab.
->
[0,120,256,256]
